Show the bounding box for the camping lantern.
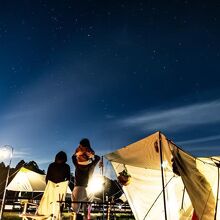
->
[117,169,131,186]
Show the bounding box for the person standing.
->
[46,151,71,184]
[71,138,100,220]
[43,151,71,216]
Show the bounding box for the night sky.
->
[0,0,220,173]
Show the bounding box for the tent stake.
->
[159,132,168,220]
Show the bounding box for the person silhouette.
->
[46,151,71,184]
[71,138,100,220]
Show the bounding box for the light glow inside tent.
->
[87,174,104,194]
[161,160,168,168]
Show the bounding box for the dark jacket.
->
[72,155,100,187]
[46,162,71,184]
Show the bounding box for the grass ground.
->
[2,212,20,220]
[2,212,135,220]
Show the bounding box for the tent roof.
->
[7,167,46,192]
[105,131,173,170]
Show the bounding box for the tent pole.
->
[181,186,186,210]
[158,132,168,220]
[143,176,174,219]
[101,156,105,220]
[214,163,220,220]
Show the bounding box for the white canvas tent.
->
[7,167,46,192]
[105,131,220,220]
[7,167,72,194]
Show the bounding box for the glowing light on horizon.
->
[0,145,13,161]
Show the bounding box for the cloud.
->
[185,146,220,158]
[2,108,44,121]
[13,148,31,159]
[176,135,220,157]
[35,158,51,167]
[105,114,115,119]
[187,146,220,152]
[0,147,31,166]
[177,134,220,145]
[119,99,220,132]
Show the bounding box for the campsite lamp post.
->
[0,145,13,220]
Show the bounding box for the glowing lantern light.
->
[87,174,104,194]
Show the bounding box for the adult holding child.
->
[71,138,101,219]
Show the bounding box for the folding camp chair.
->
[20,180,68,220]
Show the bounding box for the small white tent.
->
[7,167,46,192]
[105,131,220,220]
[7,167,72,195]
